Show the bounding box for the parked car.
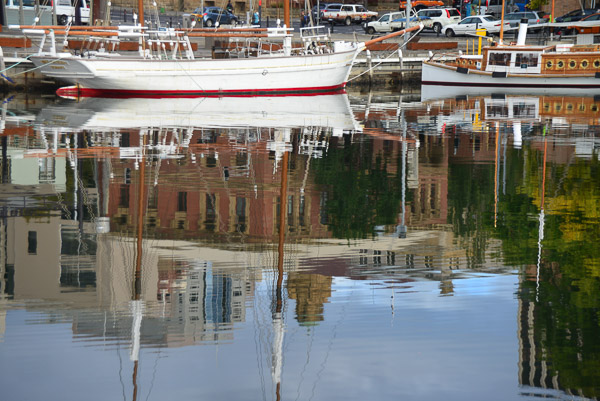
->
[363,10,430,34]
[566,12,600,35]
[321,3,377,25]
[417,7,461,34]
[311,3,329,23]
[477,0,521,17]
[554,8,598,23]
[502,11,547,32]
[190,6,238,27]
[399,0,443,11]
[442,15,511,37]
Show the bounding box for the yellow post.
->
[476,28,486,55]
[466,39,469,55]
[472,40,475,55]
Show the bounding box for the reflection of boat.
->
[419,83,600,102]
[422,20,600,91]
[35,93,362,132]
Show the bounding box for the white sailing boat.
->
[19,0,421,96]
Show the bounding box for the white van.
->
[53,0,90,25]
[4,0,89,25]
[4,0,52,25]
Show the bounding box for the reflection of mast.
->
[494,122,500,228]
[396,96,407,238]
[273,150,288,401]
[536,132,548,302]
[131,132,147,401]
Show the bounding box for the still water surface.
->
[0,89,598,401]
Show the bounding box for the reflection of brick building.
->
[107,129,332,244]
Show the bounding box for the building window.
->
[236,197,246,233]
[205,193,216,231]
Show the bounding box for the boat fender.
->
[456,67,469,74]
[492,71,507,78]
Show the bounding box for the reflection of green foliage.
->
[447,163,495,267]
[511,146,600,398]
[312,141,408,239]
[447,137,600,397]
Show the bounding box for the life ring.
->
[581,59,589,69]
[556,59,565,69]
[594,59,600,68]
[546,60,553,69]
[568,60,577,69]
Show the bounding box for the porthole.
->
[546,60,553,69]
[566,103,574,112]
[555,103,562,112]
[579,104,586,112]
[556,59,565,68]
[594,59,600,68]
[592,104,599,112]
[543,102,551,112]
[568,60,577,69]
[581,59,589,69]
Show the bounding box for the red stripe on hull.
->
[57,84,348,99]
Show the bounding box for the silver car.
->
[502,11,547,32]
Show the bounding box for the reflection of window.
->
[299,195,306,227]
[236,197,246,232]
[486,105,509,118]
[489,52,511,66]
[119,185,129,208]
[28,231,37,254]
[177,192,187,212]
[205,193,216,231]
[513,103,537,118]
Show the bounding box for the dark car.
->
[311,3,329,23]
[190,6,238,27]
[565,12,600,35]
[554,8,598,23]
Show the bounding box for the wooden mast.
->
[138,0,144,27]
[499,0,506,44]
[284,0,290,28]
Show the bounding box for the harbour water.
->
[0,88,599,401]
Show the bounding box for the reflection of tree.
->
[518,155,600,398]
[311,141,408,239]
[448,138,600,396]
[287,272,332,325]
[447,162,496,268]
[489,144,600,398]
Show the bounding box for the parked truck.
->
[54,0,90,25]
[363,10,431,34]
[321,4,378,26]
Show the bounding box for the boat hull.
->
[422,61,600,90]
[31,48,360,96]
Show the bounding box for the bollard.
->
[124,9,127,22]
[330,20,334,33]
